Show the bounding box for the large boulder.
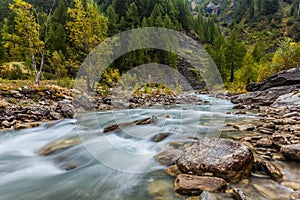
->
[176,138,254,183]
[246,67,300,92]
[231,84,300,106]
[174,174,227,195]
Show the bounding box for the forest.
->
[0,0,300,91]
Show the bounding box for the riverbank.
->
[0,83,204,130]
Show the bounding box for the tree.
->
[47,0,68,52]
[7,0,54,85]
[252,42,264,63]
[235,52,257,85]
[67,0,109,90]
[49,50,67,85]
[106,5,118,35]
[125,2,139,29]
[225,30,247,82]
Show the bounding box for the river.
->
[0,95,298,200]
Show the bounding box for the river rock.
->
[280,144,300,162]
[154,149,182,166]
[13,122,40,130]
[259,160,283,180]
[176,138,254,182]
[151,132,172,142]
[147,180,173,199]
[165,165,181,177]
[281,182,300,190]
[103,116,154,133]
[290,190,300,200]
[38,137,81,156]
[255,138,273,147]
[232,188,250,200]
[174,174,227,195]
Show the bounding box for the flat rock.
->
[281,182,300,190]
[231,84,300,106]
[247,67,300,91]
[14,122,40,130]
[280,144,300,162]
[176,138,254,182]
[174,174,227,195]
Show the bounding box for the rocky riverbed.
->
[1,68,300,200]
[0,84,201,130]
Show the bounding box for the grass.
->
[0,78,75,90]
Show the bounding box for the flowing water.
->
[0,95,298,200]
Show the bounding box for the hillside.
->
[0,0,299,92]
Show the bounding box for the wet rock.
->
[103,116,154,133]
[232,104,246,109]
[232,188,250,200]
[14,122,40,130]
[165,165,181,177]
[253,181,293,200]
[259,160,283,180]
[148,180,173,199]
[154,149,182,166]
[262,122,275,130]
[151,132,172,142]
[49,111,61,120]
[176,138,254,183]
[281,182,300,190]
[280,144,300,162]
[255,138,273,147]
[200,191,218,200]
[174,174,227,195]
[290,190,300,200]
[1,120,12,128]
[235,124,255,131]
[257,127,274,135]
[38,137,81,156]
[273,134,292,149]
[60,163,78,171]
[234,111,247,115]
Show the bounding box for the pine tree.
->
[225,30,247,82]
[106,5,118,35]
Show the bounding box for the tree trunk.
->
[230,61,234,82]
[298,1,300,16]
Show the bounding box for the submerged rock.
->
[38,137,81,156]
[103,116,154,133]
[290,190,300,200]
[176,138,254,183]
[280,144,300,162]
[231,188,250,200]
[258,160,283,180]
[151,132,173,142]
[174,174,227,195]
[154,149,182,166]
